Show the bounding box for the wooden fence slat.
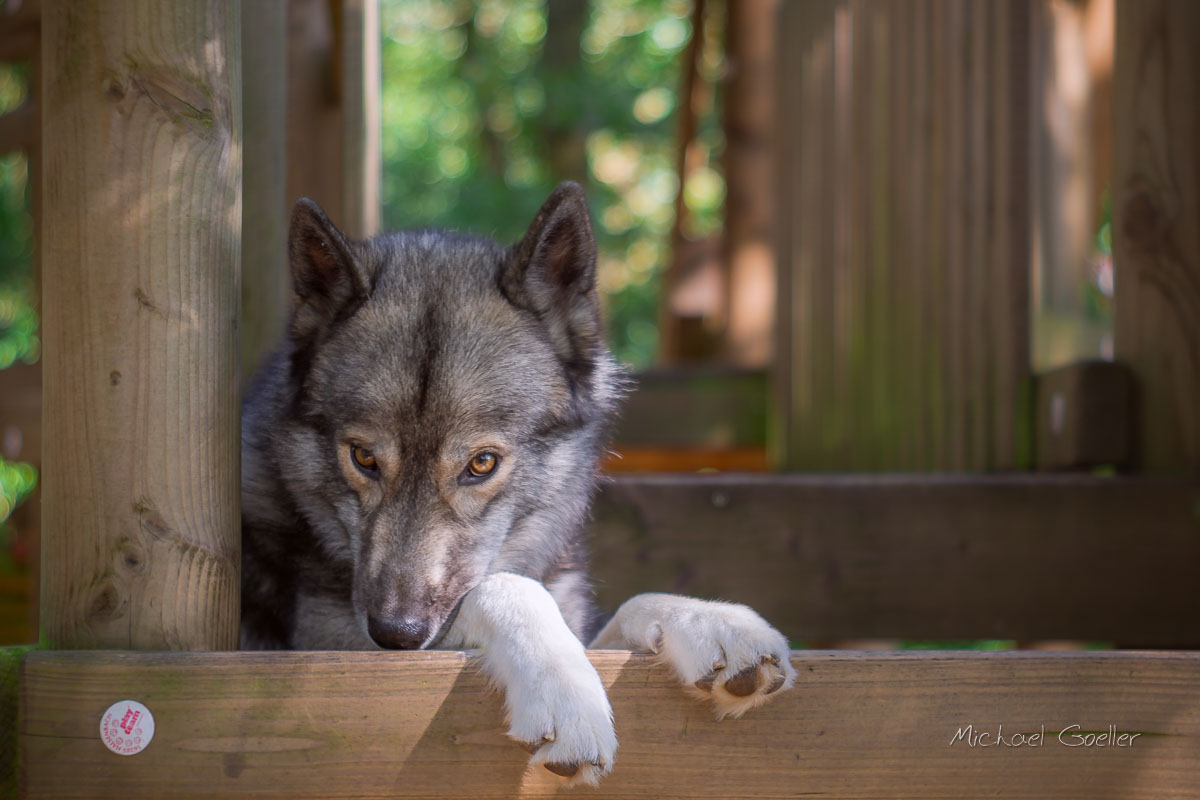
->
[967,0,991,470]
[775,0,1034,470]
[1113,0,1200,472]
[20,650,1200,799]
[588,474,1200,646]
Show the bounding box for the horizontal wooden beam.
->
[20,650,1200,799]
[589,474,1200,646]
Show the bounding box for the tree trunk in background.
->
[657,0,711,363]
[539,0,590,185]
[721,0,777,367]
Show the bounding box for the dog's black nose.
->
[368,616,430,650]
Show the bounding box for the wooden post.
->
[341,0,381,240]
[286,0,381,239]
[721,0,778,367]
[241,0,289,381]
[40,1,241,649]
[1113,0,1200,472]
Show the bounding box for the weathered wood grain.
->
[1113,0,1200,472]
[39,0,241,649]
[20,650,1200,799]
[588,474,1200,646]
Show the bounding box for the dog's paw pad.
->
[650,601,796,718]
[704,650,795,719]
[691,655,790,702]
[544,761,580,778]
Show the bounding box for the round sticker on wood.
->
[100,699,155,756]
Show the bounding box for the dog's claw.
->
[764,672,787,695]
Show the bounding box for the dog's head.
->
[275,183,621,649]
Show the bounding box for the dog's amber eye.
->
[466,452,498,479]
[351,444,378,473]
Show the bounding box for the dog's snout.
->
[368,616,430,650]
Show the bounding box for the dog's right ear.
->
[288,198,370,339]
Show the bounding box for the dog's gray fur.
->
[241,182,620,651]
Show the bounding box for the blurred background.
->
[2,0,1195,648]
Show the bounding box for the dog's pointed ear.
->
[502,182,601,368]
[288,198,369,338]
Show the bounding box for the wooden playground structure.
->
[3,0,1200,797]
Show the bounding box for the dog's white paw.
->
[502,654,617,787]
[663,601,795,719]
[624,597,796,719]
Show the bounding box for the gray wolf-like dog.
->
[240,182,795,785]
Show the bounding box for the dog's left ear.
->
[502,182,601,370]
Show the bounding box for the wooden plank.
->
[774,2,1035,470]
[588,474,1200,646]
[20,650,1200,799]
[40,1,241,649]
[966,0,991,470]
[240,0,289,382]
[1113,0,1200,472]
[989,0,1034,469]
[769,0,801,468]
[865,0,891,470]
[1034,360,1134,470]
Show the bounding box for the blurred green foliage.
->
[0,63,38,544]
[380,0,723,368]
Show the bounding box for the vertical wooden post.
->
[241,0,289,381]
[342,0,381,240]
[286,0,380,238]
[722,0,778,368]
[1113,0,1200,472]
[40,1,241,649]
